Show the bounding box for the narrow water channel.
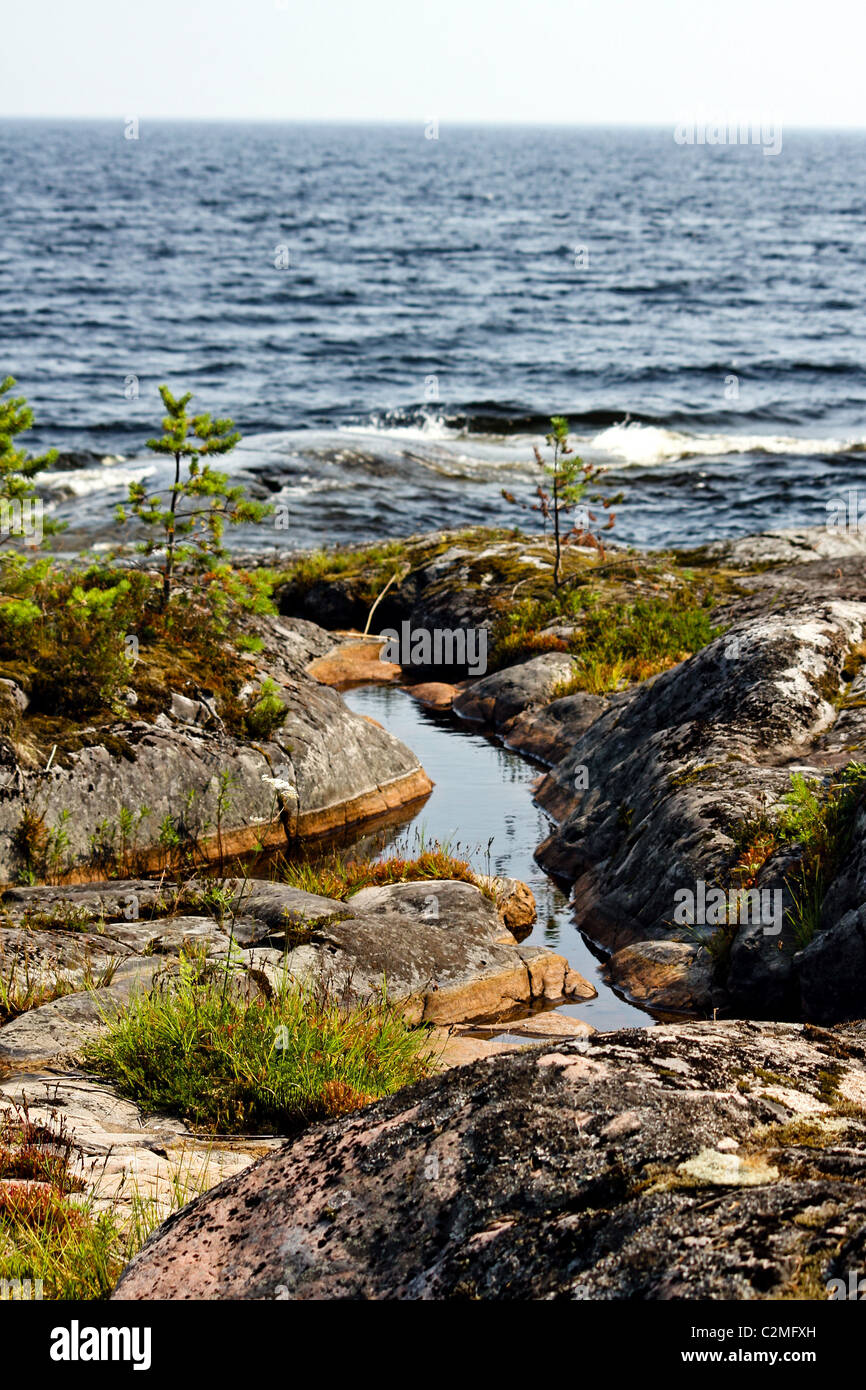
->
[342,684,653,1031]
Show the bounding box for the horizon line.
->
[2,114,866,134]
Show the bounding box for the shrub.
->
[501,416,619,588]
[0,377,59,549]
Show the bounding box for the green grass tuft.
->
[84,962,434,1135]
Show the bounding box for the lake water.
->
[4,120,866,555]
[341,683,653,1030]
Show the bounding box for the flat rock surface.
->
[0,1070,280,1222]
[306,637,401,688]
[0,958,165,1067]
[112,1019,866,1301]
[277,879,595,1024]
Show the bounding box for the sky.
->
[2,0,864,128]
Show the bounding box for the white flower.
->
[261,775,298,797]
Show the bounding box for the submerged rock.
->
[111,1018,866,1301]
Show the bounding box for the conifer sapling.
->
[502,416,620,590]
[0,377,59,547]
[118,385,272,608]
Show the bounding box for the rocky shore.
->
[3,521,866,1300]
[288,524,866,1026]
[113,1017,866,1301]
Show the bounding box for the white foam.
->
[39,464,156,498]
[341,413,461,444]
[588,422,864,466]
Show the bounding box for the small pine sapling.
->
[502,416,620,590]
[0,377,60,548]
[118,385,272,608]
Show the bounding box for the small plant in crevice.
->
[729,761,866,952]
[244,678,288,740]
[11,805,72,884]
[0,955,73,1024]
[0,952,118,1025]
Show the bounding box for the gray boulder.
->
[533,598,866,1017]
[0,674,431,879]
[453,653,575,726]
[112,1018,866,1301]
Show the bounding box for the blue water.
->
[341,684,653,1030]
[3,119,866,552]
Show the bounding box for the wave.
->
[338,408,866,467]
[349,403,668,439]
[587,423,866,466]
[38,463,156,499]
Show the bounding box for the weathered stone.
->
[103,916,232,957]
[502,690,609,764]
[0,679,28,713]
[0,877,577,1030]
[430,1030,521,1069]
[0,959,163,1067]
[604,941,714,1013]
[236,612,333,683]
[454,652,575,727]
[702,524,866,568]
[275,880,595,1024]
[0,627,433,879]
[0,925,133,996]
[403,682,460,711]
[169,692,218,727]
[307,637,401,688]
[111,1019,866,1301]
[477,875,537,939]
[462,1012,596,1040]
[532,598,866,1018]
